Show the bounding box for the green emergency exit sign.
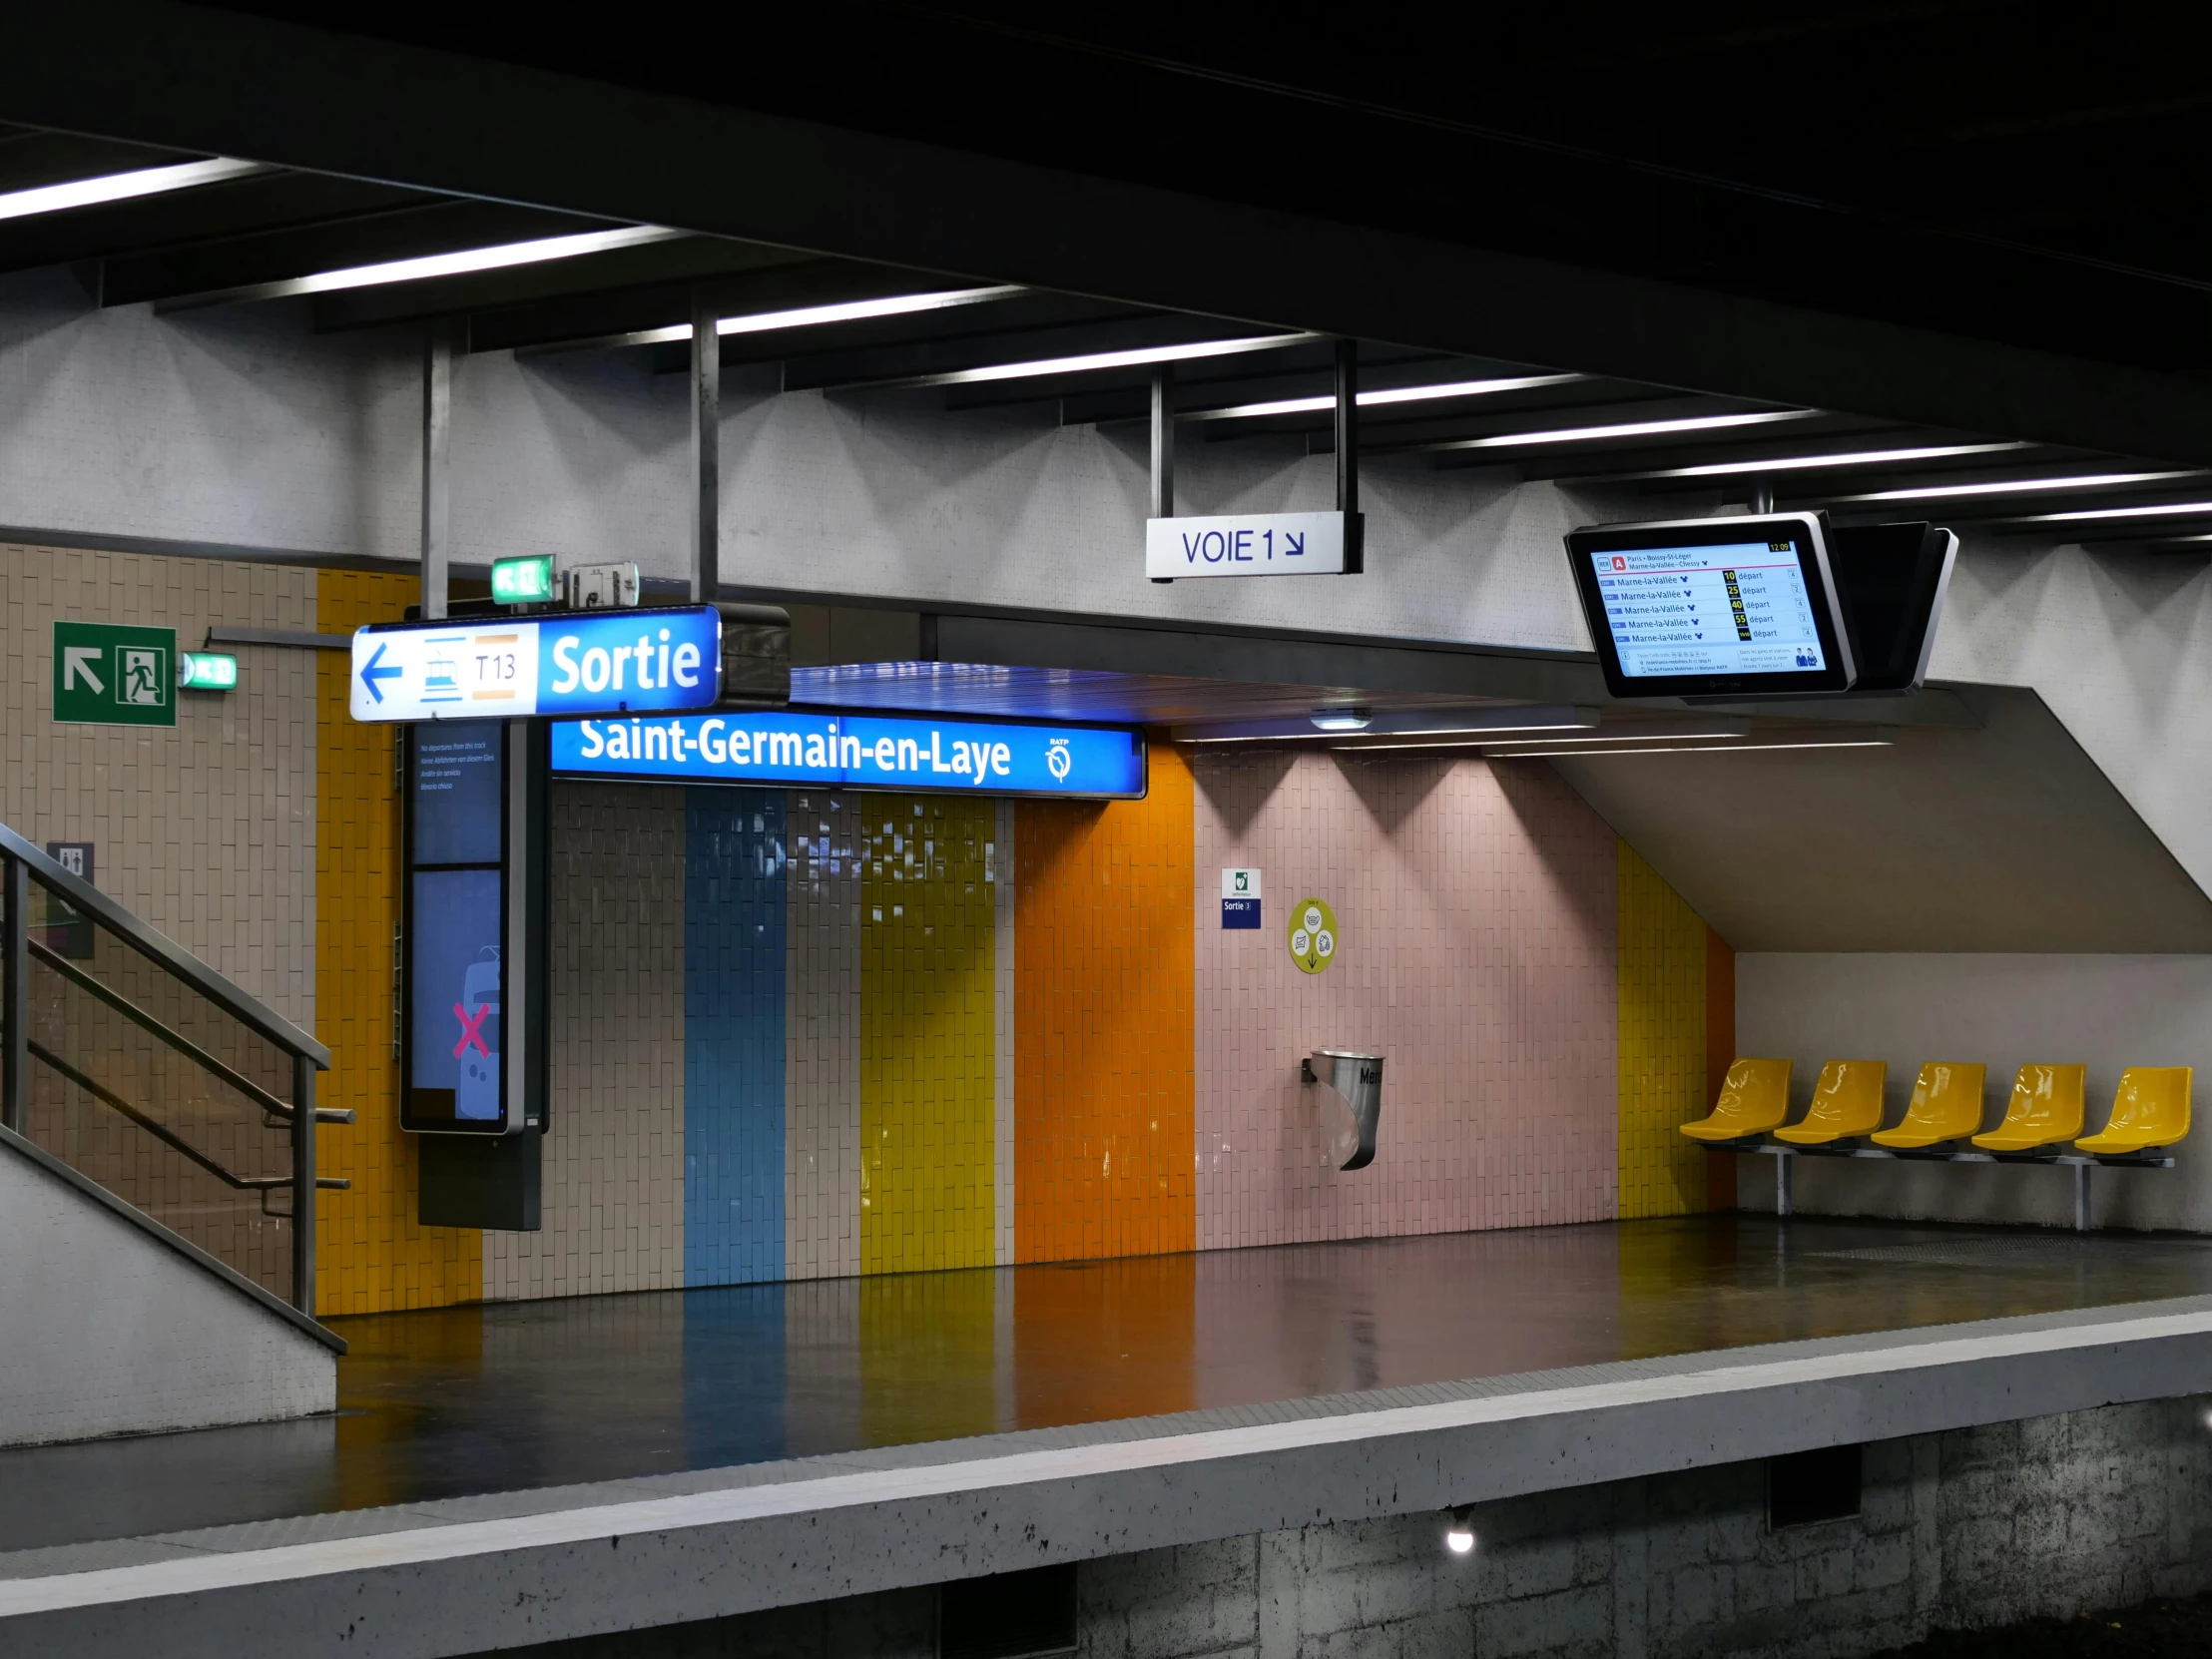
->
[52,622,177,727]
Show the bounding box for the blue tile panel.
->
[684,788,788,1286]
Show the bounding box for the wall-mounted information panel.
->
[1565,513,1857,700]
[550,709,1147,800]
[401,720,547,1137]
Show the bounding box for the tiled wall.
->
[1192,752,1622,1248]
[484,784,688,1300]
[684,788,788,1286]
[1014,747,1196,1264]
[858,795,998,1275]
[786,792,862,1280]
[1616,841,1714,1219]
[0,543,317,1020]
[315,569,484,1315]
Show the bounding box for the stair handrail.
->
[1,821,338,1315]
[0,822,327,1067]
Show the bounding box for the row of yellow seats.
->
[1681,1060,2192,1156]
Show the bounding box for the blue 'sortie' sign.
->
[350,606,723,723]
[551,711,1147,800]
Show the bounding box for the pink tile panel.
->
[1193,751,1619,1249]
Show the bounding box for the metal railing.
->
[0,824,347,1313]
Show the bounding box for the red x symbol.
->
[452,1001,491,1059]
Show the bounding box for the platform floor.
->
[6,1213,2212,1556]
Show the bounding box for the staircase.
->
[0,824,346,1445]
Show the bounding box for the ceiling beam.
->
[8,4,2212,461]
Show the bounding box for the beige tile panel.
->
[0,542,317,1024]
[484,783,687,1301]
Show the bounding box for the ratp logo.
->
[1045,739,1072,783]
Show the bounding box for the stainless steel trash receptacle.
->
[1304,1049,1383,1170]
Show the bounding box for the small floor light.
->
[1444,1508,1475,1554]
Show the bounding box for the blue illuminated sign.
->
[351,605,722,723]
[551,710,1146,799]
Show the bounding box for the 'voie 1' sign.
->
[552,711,1147,800]
[1145,511,1354,580]
[350,606,722,723]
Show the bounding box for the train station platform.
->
[4,1215,2212,1656]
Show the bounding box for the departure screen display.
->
[404,721,507,1130]
[1591,540,1828,681]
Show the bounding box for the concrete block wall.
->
[474,1396,2212,1659]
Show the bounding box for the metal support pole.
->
[2074,1161,2092,1233]
[1150,366,1175,519]
[691,290,721,604]
[1775,1150,1793,1218]
[1750,480,1775,514]
[1335,338,1362,573]
[2,855,25,1134]
[290,1052,316,1313]
[420,324,453,621]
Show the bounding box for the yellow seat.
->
[1772,1060,1887,1146]
[1680,1058,1793,1143]
[1871,1062,1986,1149]
[2076,1067,2192,1156]
[1971,1065,2086,1153]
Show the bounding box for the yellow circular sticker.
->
[1288,896,1339,974]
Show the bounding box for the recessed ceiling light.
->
[1184,373,1583,422]
[876,332,1322,391]
[1607,442,2029,482]
[179,225,684,306]
[596,285,1027,349]
[1832,470,2201,504]
[2004,499,2212,524]
[1424,408,1817,452]
[0,156,261,223]
[1310,707,1373,732]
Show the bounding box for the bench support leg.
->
[1775,1152,1793,1219]
[2073,1161,2092,1233]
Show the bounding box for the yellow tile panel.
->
[859,795,997,1274]
[314,570,483,1314]
[1615,840,1711,1220]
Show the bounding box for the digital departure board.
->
[1565,514,1856,699]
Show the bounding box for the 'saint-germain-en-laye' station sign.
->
[552,712,1147,801]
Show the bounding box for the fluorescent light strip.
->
[1343,730,1747,753]
[1429,408,1817,452]
[210,225,683,303]
[1833,469,2202,504]
[1186,722,1578,745]
[2005,499,2212,525]
[609,285,1027,347]
[1616,441,2028,481]
[0,157,261,223]
[890,332,1322,390]
[1477,729,1752,747]
[1183,372,1583,422]
[1492,740,1892,759]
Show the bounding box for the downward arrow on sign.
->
[62,646,103,695]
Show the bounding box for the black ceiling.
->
[2,6,2212,543]
[186,2,2212,377]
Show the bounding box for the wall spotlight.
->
[1311,707,1374,733]
[1444,1508,1476,1555]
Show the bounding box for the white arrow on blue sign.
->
[349,606,723,723]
